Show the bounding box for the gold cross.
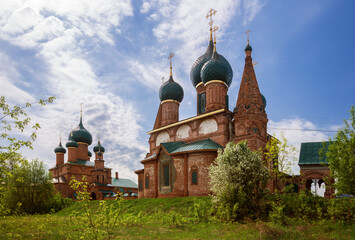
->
[80,103,83,117]
[206,8,217,28]
[168,53,174,76]
[212,26,219,42]
[245,29,251,43]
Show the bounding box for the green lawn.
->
[0,197,354,240]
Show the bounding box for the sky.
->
[0,0,354,183]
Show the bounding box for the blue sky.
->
[1,0,354,182]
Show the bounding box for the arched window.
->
[97,175,99,183]
[139,180,142,191]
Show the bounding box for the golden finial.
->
[212,26,219,52]
[60,133,62,144]
[206,8,217,40]
[253,61,258,66]
[80,103,83,118]
[168,53,174,76]
[245,29,251,44]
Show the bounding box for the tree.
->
[209,141,269,221]
[264,134,297,192]
[3,159,56,214]
[0,96,55,214]
[324,105,355,195]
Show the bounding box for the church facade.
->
[135,23,269,198]
[50,114,138,200]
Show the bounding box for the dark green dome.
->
[66,133,78,148]
[159,76,184,103]
[88,150,92,157]
[93,142,105,153]
[201,52,233,86]
[69,117,93,145]
[245,43,252,52]
[190,40,214,87]
[261,94,267,108]
[54,142,66,154]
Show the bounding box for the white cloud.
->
[0,52,34,104]
[243,0,265,25]
[0,0,148,182]
[141,1,151,14]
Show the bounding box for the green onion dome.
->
[159,75,184,103]
[66,132,78,148]
[69,117,93,145]
[261,94,267,108]
[200,51,233,86]
[190,39,214,87]
[88,150,92,157]
[93,141,105,153]
[244,43,252,52]
[54,142,66,154]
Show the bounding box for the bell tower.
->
[233,31,268,150]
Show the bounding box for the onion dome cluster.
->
[54,142,66,154]
[159,75,184,103]
[190,40,233,88]
[68,117,93,145]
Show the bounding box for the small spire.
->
[206,9,217,41]
[60,133,62,144]
[212,26,219,54]
[246,30,251,45]
[168,52,174,77]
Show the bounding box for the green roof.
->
[70,159,95,166]
[161,141,185,153]
[298,142,329,165]
[162,139,223,154]
[111,178,138,189]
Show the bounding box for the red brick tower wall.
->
[67,147,77,162]
[233,48,268,151]
[95,159,105,169]
[77,143,89,160]
[95,152,104,160]
[56,153,64,165]
[161,100,179,126]
[205,81,228,112]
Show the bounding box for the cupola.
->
[159,54,184,103]
[54,140,66,154]
[69,110,92,145]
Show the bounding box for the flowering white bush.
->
[209,141,269,220]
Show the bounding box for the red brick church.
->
[135,17,270,198]
[50,112,138,200]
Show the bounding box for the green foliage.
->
[0,96,55,214]
[209,141,269,221]
[69,176,125,240]
[265,134,297,192]
[1,196,354,239]
[2,159,68,215]
[324,105,355,195]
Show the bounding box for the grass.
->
[0,197,354,240]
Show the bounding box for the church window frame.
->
[163,164,170,186]
[198,92,206,114]
[191,166,198,185]
[139,179,142,191]
[145,175,149,189]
